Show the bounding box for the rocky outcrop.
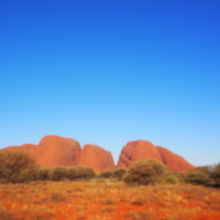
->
[4,136,114,170]
[117,140,163,168]
[117,140,193,171]
[37,135,81,166]
[5,144,39,158]
[5,135,81,167]
[3,136,194,172]
[157,146,194,172]
[79,144,115,172]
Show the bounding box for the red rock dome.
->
[79,144,115,172]
[3,136,194,172]
[117,140,163,168]
[37,135,81,166]
[117,140,194,171]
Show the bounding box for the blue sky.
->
[0,0,219,166]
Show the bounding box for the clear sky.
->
[0,0,219,166]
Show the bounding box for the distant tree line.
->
[0,149,220,187]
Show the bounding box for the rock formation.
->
[37,135,81,166]
[117,140,194,171]
[117,140,163,168]
[5,135,81,167]
[5,144,39,158]
[79,144,115,172]
[157,146,194,172]
[3,136,194,172]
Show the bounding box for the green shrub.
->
[22,165,97,182]
[162,173,180,184]
[0,150,36,183]
[67,166,95,180]
[174,172,187,183]
[97,168,127,180]
[212,163,220,186]
[112,168,127,180]
[196,166,212,175]
[98,170,114,178]
[161,171,191,184]
[36,166,95,181]
[50,166,69,181]
[186,168,213,186]
[36,167,54,180]
[123,160,167,185]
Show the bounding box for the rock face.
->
[79,144,115,172]
[117,140,193,171]
[5,144,39,158]
[37,135,81,166]
[5,135,81,167]
[3,136,114,171]
[117,140,163,168]
[157,146,194,172]
[3,136,194,172]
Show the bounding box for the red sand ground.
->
[0,181,219,220]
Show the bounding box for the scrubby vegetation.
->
[185,167,213,186]
[1,149,220,190]
[183,164,220,187]
[0,150,37,183]
[123,160,167,185]
[97,168,127,180]
[98,170,113,178]
[67,166,95,180]
[35,166,96,181]
[112,168,127,180]
[212,163,220,187]
[161,172,182,184]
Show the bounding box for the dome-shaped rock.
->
[117,140,163,168]
[157,146,194,171]
[37,135,81,166]
[117,140,194,171]
[79,144,115,172]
